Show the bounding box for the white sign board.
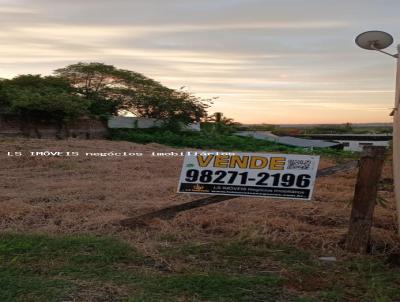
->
[177,152,320,200]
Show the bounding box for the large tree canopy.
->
[0,75,89,123]
[0,62,211,137]
[0,74,90,138]
[54,62,210,124]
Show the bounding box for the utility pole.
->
[393,44,400,233]
[355,31,400,233]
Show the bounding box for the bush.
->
[109,129,358,160]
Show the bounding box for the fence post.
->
[345,146,386,253]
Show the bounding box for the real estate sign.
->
[177,152,320,200]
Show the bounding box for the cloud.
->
[0,0,398,123]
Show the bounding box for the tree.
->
[208,112,235,125]
[344,122,353,133]
[0,80,12,115]
[204,112,237,134]
[54,62,210,125]
[0,75,89,137]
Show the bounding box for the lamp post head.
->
[355,31,393,50]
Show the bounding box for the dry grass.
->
[0,137,399,257]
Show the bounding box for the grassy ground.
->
[1,138,399,301]
[1,232,399,302]
[109,129,358,160]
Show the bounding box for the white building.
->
[302,134,392,152]
[107,116,200,131]
[331,139,390,152]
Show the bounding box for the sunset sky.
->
[0,0,399,124]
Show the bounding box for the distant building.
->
[235,131,342,149]
[108,116,162,129]
[296,134,392,152]
[107,116,201,131]
[235,131,392,152]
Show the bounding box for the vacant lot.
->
[0,138,399,301]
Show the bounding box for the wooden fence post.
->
[345,146,386,253]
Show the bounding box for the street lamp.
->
[355,30,400,234]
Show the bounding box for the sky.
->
[0,0,399,124]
